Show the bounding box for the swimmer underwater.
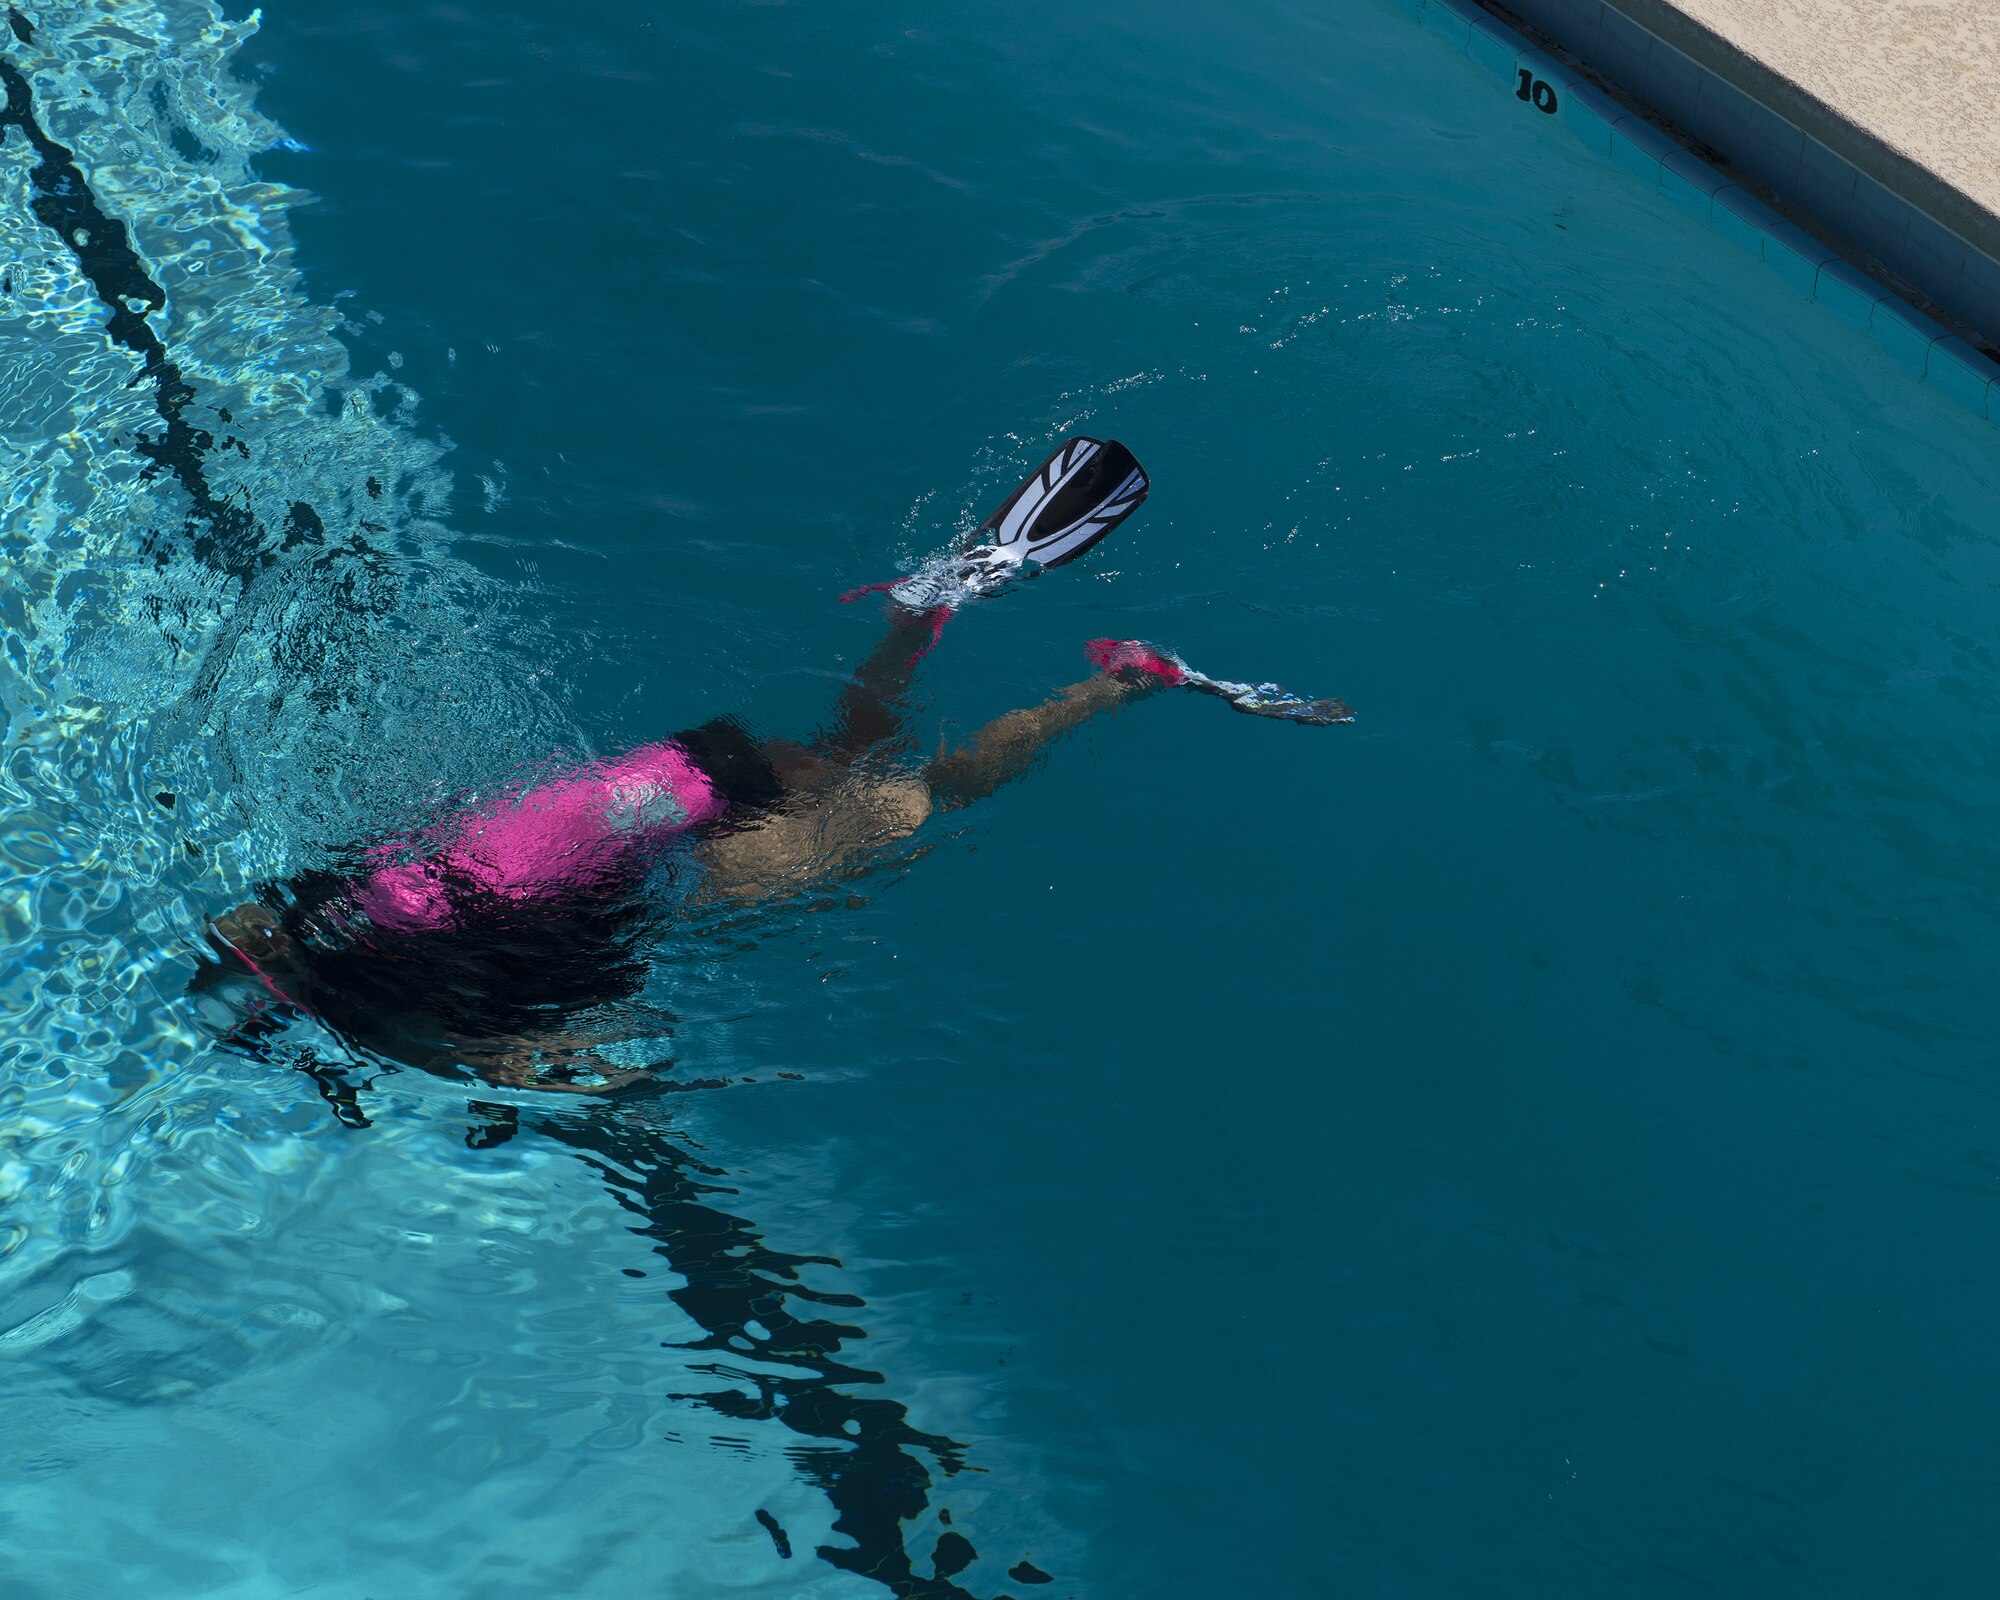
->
[189,436,1354,1100]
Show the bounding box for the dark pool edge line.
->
[1393,0,2000,433]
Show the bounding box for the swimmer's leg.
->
[923,649,1174,810]
[820,602,950,763]
[821,437,1152,765]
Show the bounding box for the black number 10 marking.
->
[1516,68,1559,113]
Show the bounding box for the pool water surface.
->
[4,0,2000,1595]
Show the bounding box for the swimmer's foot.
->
[852,436,1150,610]
[1085,637,1189,689]
[1085,637,1355,725]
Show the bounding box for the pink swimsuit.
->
[352,741,728,932]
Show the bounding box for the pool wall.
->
[1390,0,2000,431]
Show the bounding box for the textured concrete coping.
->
[1616,0,2000,262]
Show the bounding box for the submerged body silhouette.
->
[188,439,1208,1598]
[192,437,1174,1088]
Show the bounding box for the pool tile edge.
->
[1401,0,2000,432]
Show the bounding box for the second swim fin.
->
[854,437,1149,610]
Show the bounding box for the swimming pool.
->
[5,0,2000,1594]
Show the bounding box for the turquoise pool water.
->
[5,0,2000,1594]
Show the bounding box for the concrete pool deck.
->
[1487,0,2000,349]
[1616,1,2000,254]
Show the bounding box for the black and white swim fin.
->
[969,436,1148,573]
[865,437,1149,609]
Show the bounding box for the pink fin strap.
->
[1085,637,1188,686]
[838,580,901,603]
